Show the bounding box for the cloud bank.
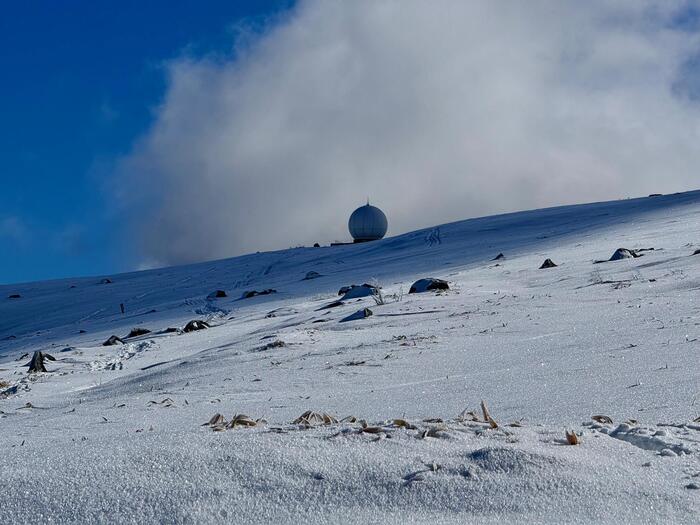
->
[119,0,700,266]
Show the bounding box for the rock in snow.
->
[183,320,210,332]
[339,284,380,300]
[409,278,449,293]
[102,335,124,346]
[609,248,640,260]
[126,327,151,338]
[241,289,277,299]
[539,258,558,269]
[340,307,373,322]
[25,351,56,373]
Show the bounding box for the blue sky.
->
[3,1,700,285]
[0,1,292,284]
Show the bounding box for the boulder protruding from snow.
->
[539,259,558,269]
[184,320,210,333]
[595,248,654,264]
[242,289,276,299]
[26,351,56,373]
[340,308,373,323]
[609,248,640,261]
[99,278,112,284]
[303,271,322,280]
[409,278,449,294]
[126,328,151,338]
[103,335,124,346]
[492,253,505,261]
[208,290,227,299]
[339,284,380,300]
[8,294,21,299]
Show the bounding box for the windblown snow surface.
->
[1,192,700,524]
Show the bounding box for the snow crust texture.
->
[1,192,700,523]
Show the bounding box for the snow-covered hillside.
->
[1,192,699,523]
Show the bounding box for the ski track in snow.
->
[1,192,700,523]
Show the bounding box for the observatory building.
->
[348,202,388,243]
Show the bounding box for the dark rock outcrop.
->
[339,284,379,300]
[409,278,449,294]
[103,335,124,346]
[208,290,227,299]
[539,259,558,269]
[609,248,640,261]
[242,289,276,299]
[26,351,56,373]
[183,320,210,333]
[126,328,151,338]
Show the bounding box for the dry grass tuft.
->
[293,411,338,426]
[456,408,480,422]
[391,418,416,429]
[203,413,225,427]
[227,414,260,428]
[0,379,9,389]
[359,424,384,434]
[202,413,264,431]
[565,430,580,445]
[481,400,499,428]
[419,426,449,439]
[147,398,175,408]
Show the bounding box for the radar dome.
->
[348,203,388,242]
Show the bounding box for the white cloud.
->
[118,0,700,266]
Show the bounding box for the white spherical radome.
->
[348,204,388,242]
